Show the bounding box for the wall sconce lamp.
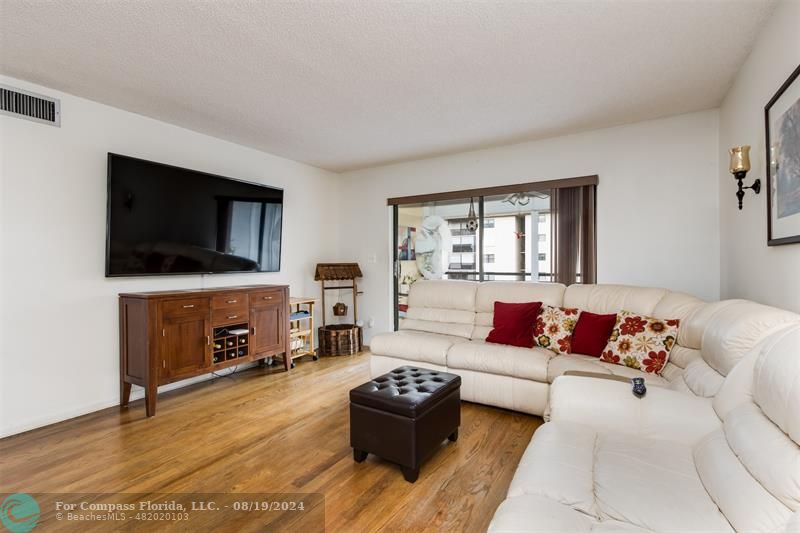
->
[729,145,761,210]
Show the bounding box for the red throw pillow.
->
[486,301,543,348]
[571,311,618,357]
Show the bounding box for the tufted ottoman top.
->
[349,366,461,418]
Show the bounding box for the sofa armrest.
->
[549,375,721,445]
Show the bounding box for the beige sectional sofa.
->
[488,322,800,532]
[371,280,800,531]
[370,280,800,415]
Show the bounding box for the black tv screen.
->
[106,154,283,276]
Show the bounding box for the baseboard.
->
[0,361,260,438]
[0,398,122,439]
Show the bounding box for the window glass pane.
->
[481,190,552,282]
[396,198,479,289]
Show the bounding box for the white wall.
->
[339,110,721,342]
[0,76,341,437]
[718,0,800,312]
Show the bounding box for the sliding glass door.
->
[390,178,597,329]
[394,198,479,327]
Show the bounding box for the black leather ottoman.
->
[349,366,461,483]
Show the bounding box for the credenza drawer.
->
[251,289,283,307]
[211,293,250,309]
[212,306,249,325]
[161,297,210,318]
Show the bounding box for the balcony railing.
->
[443,271,582,283]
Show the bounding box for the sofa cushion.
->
[681,358,726,397]
[400,279,478,338]
[594,431,733,532]
[489,494,653,533]
[600,310,678,375]
[563,284,668,316]
[667,344,702,369]
[408,279,477,310]
[702,300,800,378]
[369,330,468,366]
[446,340,551,382]
[534,305,581,354]
[571,311,617,357]
[725,402,800,511]
[473,281,566,340]
[502,421,732,532]
[547,354,669,387]
[400,317,474,338]
[456,368,550,416]
[676,299,740,350]
[650,290,705,316]
[507,421,597,515]
[485,301,542,348]
[696,325,800,533]
[658,361,683,382]
[695,429,793,533]
[489,494,594,533]
[752,324,800,444]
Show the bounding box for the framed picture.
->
[765,63,800,246]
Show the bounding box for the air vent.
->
[0,85,61,127]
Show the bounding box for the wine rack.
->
[212,323,249,364]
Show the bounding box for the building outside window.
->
[447,218,477,278]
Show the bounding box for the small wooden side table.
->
[287,297,318,368]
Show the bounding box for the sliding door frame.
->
[392,204,399,331]
[387,175,597,206]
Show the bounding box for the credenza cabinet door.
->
[251,303,284,356]
[159,314,210,380]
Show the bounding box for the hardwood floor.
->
[0,353,542,532]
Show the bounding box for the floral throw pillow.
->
[534,305,581,354]
[600,310,679,374]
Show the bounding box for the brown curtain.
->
[551,185,596,285]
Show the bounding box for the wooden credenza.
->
[119,284,289,416]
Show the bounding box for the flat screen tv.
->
[106,153,283,277]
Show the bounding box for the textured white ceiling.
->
[1,0,774,171]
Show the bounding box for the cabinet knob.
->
[182,304,195,309]
[227,315,238,320]
[263,296,272,300]
[226,300,237,304]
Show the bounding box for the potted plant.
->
[400,274,418,295]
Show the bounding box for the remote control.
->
[631,377,647,398]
